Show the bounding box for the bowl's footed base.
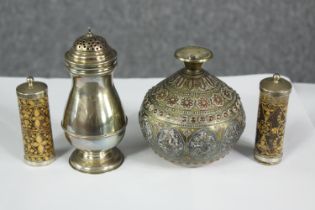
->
[69,147,124,174]
[167,155,226,167]
[153,149,231,168]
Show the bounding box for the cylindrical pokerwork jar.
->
[16,76,55,166]
[254,73,292,165]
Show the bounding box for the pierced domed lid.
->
[65,28,117,76]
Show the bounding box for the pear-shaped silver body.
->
[139,46,246,167]
[62,30,127,174]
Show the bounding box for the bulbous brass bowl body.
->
[62,30,127,174]
[139,46,246,167]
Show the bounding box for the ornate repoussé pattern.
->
[139,69,246,166]
[18,96,55,163]
[255,92,289,158]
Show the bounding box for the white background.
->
[0,75,314,210]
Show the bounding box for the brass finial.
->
[175,46,213,71]
[273,73,281,84]
[27,76,34,88]
[175,46,213,63]
[86,27,93,37]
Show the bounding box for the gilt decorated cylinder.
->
[16,76,55,166]
[254,73,292,165]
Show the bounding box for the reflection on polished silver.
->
[69,148,124,174]
[62,29,127,174]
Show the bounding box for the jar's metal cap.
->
[65,28,117,76]
[174,46,213,73]
[16,76,47,99]
[175,46,213,63]
[260,73,292,95]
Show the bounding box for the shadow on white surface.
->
[53,133,72,158]
[285,120,314,156]
[233,138,255,161]
[1,77,315,210]
[121,136,148,157]
[119,112,181,168]
[119,112,148,156]
[0,104,22,160]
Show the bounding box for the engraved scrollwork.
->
[140,116,153,143]
[157,128,184,157]
[188,129,218,159]
[167,72,217,91]
[221,86,233,100]
[221,121,243,153]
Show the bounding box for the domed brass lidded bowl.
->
[139,46,246,167]
[62,29,127,174]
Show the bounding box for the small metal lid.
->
[260,73,292,95]
[175,46,213,73]
[16,76,47,99]
[65,28,117,76]
[175,46,213,63]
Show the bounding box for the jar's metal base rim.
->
[254,151,282,165]
[24,158,55,166]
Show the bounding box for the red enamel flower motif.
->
[155,89,168,100]
[197,97,208,109]
[167,95,179,106]
[181,98,193,108]
[221,87,232,100]
[211,94,223,106]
